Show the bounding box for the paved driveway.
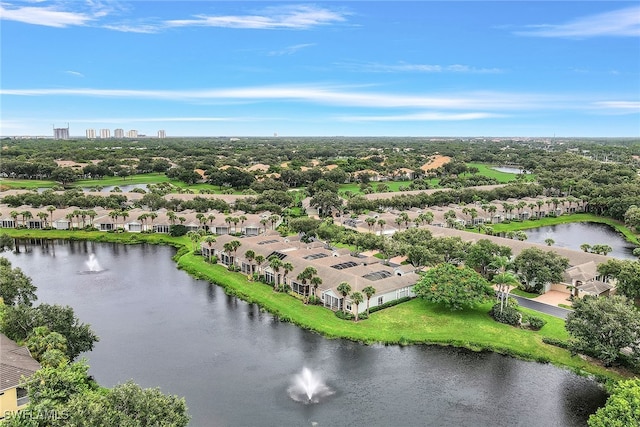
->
[512,295,573,319]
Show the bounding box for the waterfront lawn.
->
[177,251,620,380]
[338,179,439,195]
[487,213,639,245]
[0,178,59,189]
[466,163,536,183]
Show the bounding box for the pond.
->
[4,240,607,426]
[522,222,637,260]
[81,184,148,193]
[491,166,528,174]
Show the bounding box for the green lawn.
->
[0,228,626,381]
[178,252,619,379]
[2,173,244,194]
[339,179,439,195]
[466,163,536,183]
[0,178,59,189]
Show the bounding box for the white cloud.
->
[0,85,556,111]
[591,101,640,114]
[268,43,316,56]
[338,112,504,122]
[64,70,85,77]
[339,62,503,74]
[164,4,347,30]
[0,3,93,27]
[516,6,640,38]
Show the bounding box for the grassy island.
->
[2,228,626,382]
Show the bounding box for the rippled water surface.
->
[4,240,607,426]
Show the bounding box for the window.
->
[362,270,392,281]
[304,253,328,260]
[377,296,383,305]
[330,261,358,270]
[16,387,29,406]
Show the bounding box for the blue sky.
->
[1,1,639,137]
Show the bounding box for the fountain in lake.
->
[288,367,334,404]
[82,253,104,274]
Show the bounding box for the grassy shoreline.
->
[479,213,640,246]
[1,228,627,382]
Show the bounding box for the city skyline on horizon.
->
[1,1,639,138]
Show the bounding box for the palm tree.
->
[268,256,283,290]
[46,205,56,225]
[544,238,554,246]
[337,281,352,314]
[207,214,216,232]
[377,219,386,234]
[493,271,520,314]
[229,240,241,261]
[10,210,19,228]
[350,291,364,321]
[310,276,323,300]
[281,262,294,292]
[108,210,119,229]
[269,214,279,230]
[580,243,591,253]
[254,254,266,279]
[365,217,376,232]
[362,286,376,316]
[66,212,76,229]
[260,218,268,233]
[167,211,177,225]
[37,211,49,229]
[488,204,497,221]
[196,213,205,229]
[244,250,256,274]
[203,235,217,262]
[138,213,148,231]
[238,215,247,233]
[21,211,33,228]
[120,211,130,230]
[87,210,97,228]
[296,266,317,299]
[148,212,158,232]
[186,231,201,252]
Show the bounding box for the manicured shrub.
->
[369,296,412,314]
[542,337,570,349]
[526,316,546,330]
[489,303,522,326]
[335,310,354,321]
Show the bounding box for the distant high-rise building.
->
[126,129,138,138]
[157,130,166,139]
[53,124,69,140]
[114,128,124,138]
[86,129,96,139]
[100,129,111,138]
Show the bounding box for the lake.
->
[3,240,607,426]
[491,166,528,174]
[522,222,637,260]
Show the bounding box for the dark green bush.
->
[526,316,546,330]
[169,224,187,237]
[489,303,522,326]
[369,296,412,314]
[542,337,570,349]
[335,310,354,321]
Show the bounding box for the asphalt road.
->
[512,295,572,319]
